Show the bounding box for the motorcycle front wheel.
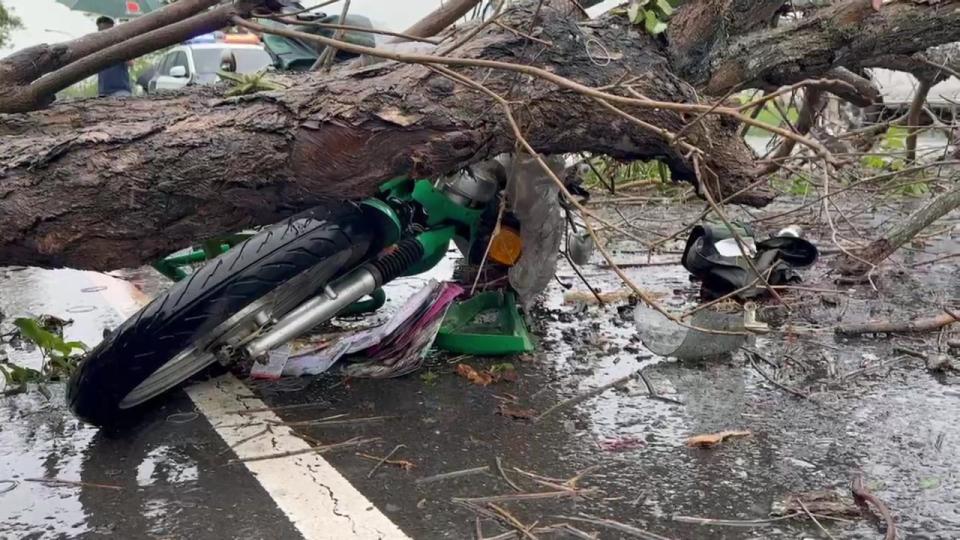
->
[67,203,379,427]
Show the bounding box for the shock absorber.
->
[243,238,426,359]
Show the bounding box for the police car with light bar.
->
[148,32,273,92]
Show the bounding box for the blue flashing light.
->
[184,33,217,45]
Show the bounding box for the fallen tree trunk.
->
[4,0,960,271]
[0,3,762,270]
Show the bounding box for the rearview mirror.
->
[169,65,188,78]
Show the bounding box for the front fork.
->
[243,225,455,359]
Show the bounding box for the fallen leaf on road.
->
[457,363,494,386]
[496,403,537,420]
[685,430,752,448]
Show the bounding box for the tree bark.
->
[698,0,960,94]
[0,2,762,270]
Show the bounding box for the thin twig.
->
[439,7,506,56]
[230,437,379,464]
[472,196,506,295]
[746,351,810,399]
[227,402,330,415]
[796,497,838,540]
[366,444,406,478]
[271,16,441,44]
[312,0,351,70]
[265,415,395,427]
[492,20,552,46]
[218,427,271,455]
[455,489,597,505]
[489,503,539,540]
[673,513,802,527]
[554,515,673,540]
[637,369,684,405]
[534,370,640,422]
[496,457,523,492]
[416,466,490,484]
[24,478,122,490]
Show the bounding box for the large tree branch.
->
[0,0,219,86]
[700,0,960,94]
[668,0,786,81]
[0,2,763,270]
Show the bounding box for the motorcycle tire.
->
[67,203,379,427]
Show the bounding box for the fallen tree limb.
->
[835,310,959,336]
[837,182,960,275]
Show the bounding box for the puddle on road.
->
[2,214,959,538]
[0,267,300,539]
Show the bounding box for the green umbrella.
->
[56,0,166,19]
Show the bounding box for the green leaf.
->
[655,0,674,17]
[627,2,645,24]
[63,341,89,352]
[14,318,56,352]
[645,11,668,35]
[884,126,906,150]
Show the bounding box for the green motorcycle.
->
[67,171,528,427]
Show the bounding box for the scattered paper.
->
[282,337,354,377]
[250,343,291,380]
[347,280,441,354]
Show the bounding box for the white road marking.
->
[86,272,411,540]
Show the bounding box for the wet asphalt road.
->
[2,208,960,539]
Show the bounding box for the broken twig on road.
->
[416,466,490,485]
[851,474,897,540]
[554,515,672,540]
[454,488,598,505]
[534,370,640,422]
[362,444,410,477]
[836,310,958,336]
[230,437,379,464]
[25,477,121,490]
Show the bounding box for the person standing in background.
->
[95,16,133,97]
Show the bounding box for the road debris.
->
[454,487,598,505]
[836,309,958,336]
[681,222,818,300]
[534,369,642,422]
[230,436,380,464]
[851,474,898,540]
[770,490,861,518]
[684,430,752,448]
[416,465,491,485]
[554,515,672,540]
[359,444,413,476]
[496,403,537,420]
[24,477,121,491]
